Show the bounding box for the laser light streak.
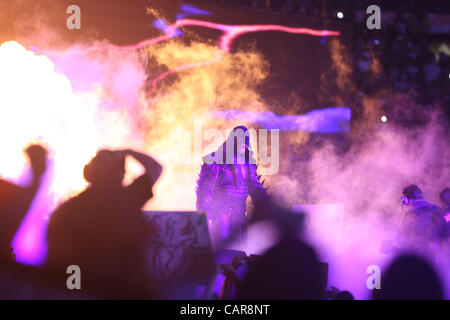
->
[55,19,339,94]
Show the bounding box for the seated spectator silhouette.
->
[334,290,354,300]
[229,197,324,300]
[325,287,354,300]
[372,254,443,300]
[46,149,162,299]
[236,238,324,300]
[0,144,47,265]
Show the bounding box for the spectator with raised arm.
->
[46,149,162,299]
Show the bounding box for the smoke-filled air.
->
[0,0,449,301]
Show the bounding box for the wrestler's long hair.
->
[219,126,256,165]
[218,126,256,186]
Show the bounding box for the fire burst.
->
[0,41,100,264]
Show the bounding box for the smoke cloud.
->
[0,1,448,301]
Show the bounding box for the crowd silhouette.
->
[0,142,448,300]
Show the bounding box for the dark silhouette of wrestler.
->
[46,149,162,299]
[196,126,268,249]
[0,144,47,264]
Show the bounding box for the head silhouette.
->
[237,239,324,300]
[83,150,125,187]
[372,254,443,300]
[402,185,423,201]
[440,188,450,208]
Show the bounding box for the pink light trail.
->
[78,19,340,94]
